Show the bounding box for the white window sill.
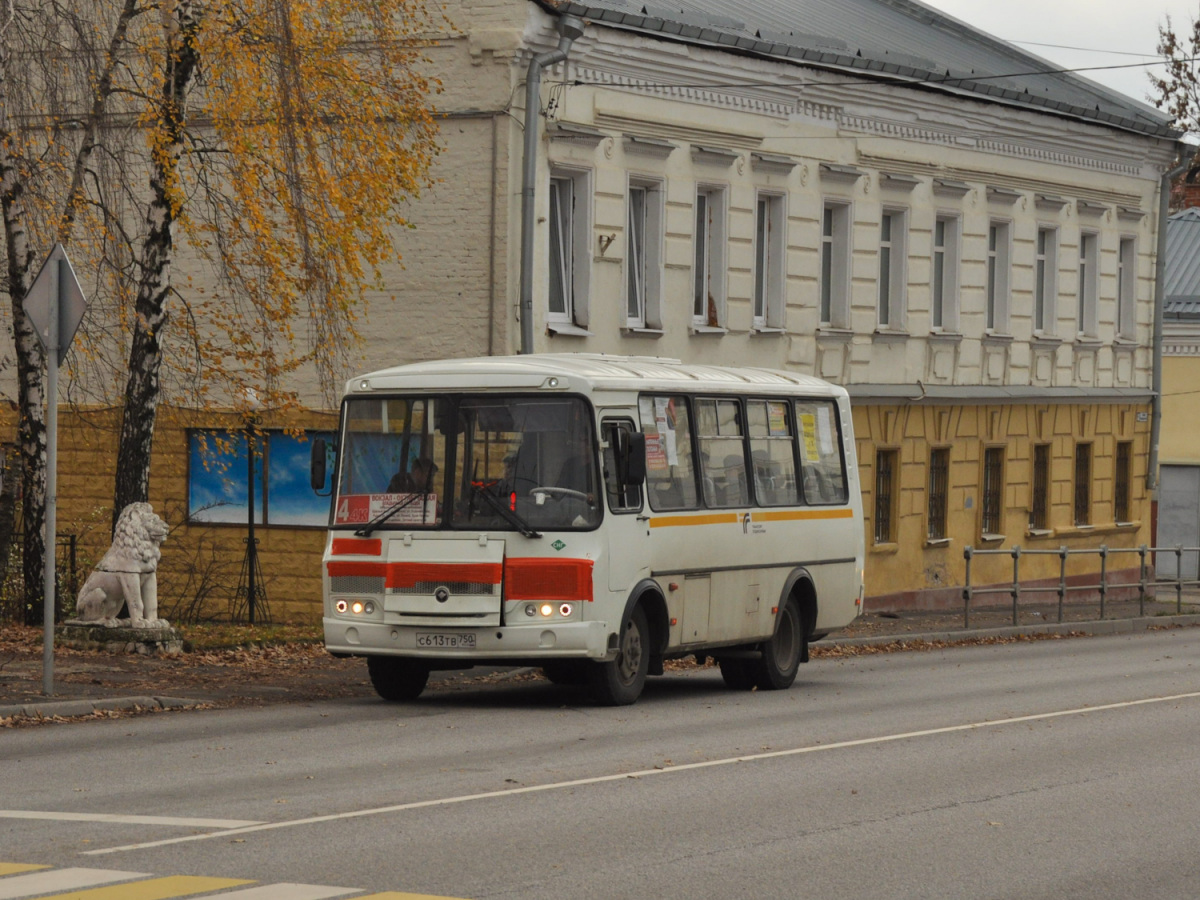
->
[690,324,727,335]
[547,322,592,337]
[752,326,786,335]
[1026,528,1054,539]
[925,537,951,548]
[621,326,664,337]
[980,532,1005,543]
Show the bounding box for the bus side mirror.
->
[310,438,328,492]
[623,432,646,486]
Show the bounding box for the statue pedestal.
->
[57,622,183,656]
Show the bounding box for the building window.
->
[932,215,959,331]
[1077,232,1098,338]
[986,221,1011,332]
[1074,442,1092,526]
[1117,237,1136,339]
[874,448,898,544]
[693,186,726,329]
[821,201,851,327]
[754,192,785,330]
[548,170,591,329]
[1031,443,1050,531]
[188,430,335,527]
[981,447,1004,537]
[1115,440,1132,523]
[878,209,907,329]
[626,179,663,330]
[928,447,949,540]
[1035,227,1057,334]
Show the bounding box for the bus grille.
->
[388,581,497,596]
[330,575,386,594]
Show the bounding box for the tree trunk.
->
[0,11,48,625]
[113,0,201,527]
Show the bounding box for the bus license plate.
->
[416,632,476,650]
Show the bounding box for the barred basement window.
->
[874,449,898,544]
[1074,443,1092,526]
[1031,443,1050,530]
[981,447,1004,536]
[1115,441,1132,523]
[927,448,949,539]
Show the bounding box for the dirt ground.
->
[2,595,1197,719]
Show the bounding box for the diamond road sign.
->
[24,243,88,359]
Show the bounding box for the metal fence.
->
[0,534,79,625]
[962,544,1200,629]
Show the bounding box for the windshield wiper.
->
[471,482,541,539]
[354,491,429,538]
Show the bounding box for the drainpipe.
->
[1148,142,1192,492]
[518,14,585,355]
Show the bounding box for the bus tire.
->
[541,661,589,685]
[367,656,430,701]
[588,605,649,705]
[751,597,805,691]
[718,658,757,690]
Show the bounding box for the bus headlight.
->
[559,603,573,617]
[540,603,554,617]
[335,599,348,613]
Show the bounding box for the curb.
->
[0,696,202,721]
[6,614,1200,722]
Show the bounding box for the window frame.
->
[986,220,1011,334]
[1115,440,1132,524]
[874,447,899,545]
[878,208,908,330]
[820,200,851,328]
[927,446,949,540]
[1116,236,1136,340]
[981,446,1005,538]
[932,214,960,332]
[1074,442,1092,526]
[1035,226,1058,335]
[1077,230,1099,339]
[753,191,786,331]
[625,177,664,331]
[693,185,727,330]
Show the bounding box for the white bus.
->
[312,354,864,705]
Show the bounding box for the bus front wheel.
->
[588,605,649,705]
[751,597,805,690]
[367,656,430,701]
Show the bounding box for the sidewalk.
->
[3,596,1199,722]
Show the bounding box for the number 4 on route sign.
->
[23,243,89,360]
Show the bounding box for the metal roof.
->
[349,353,846,397]
[545,0,1177,139]
[1164,208,1200,306]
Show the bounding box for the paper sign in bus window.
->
[799,414,820,463]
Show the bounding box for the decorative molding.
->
[691,144,739,167]
[820,162,865,184]
[1076,199,1110,217]
[547,122,608,147]
[1117,206,1146,223]
[1035,193,1069,211]
[751,151,797,174]
[932,177,971,197]
[880,171,920,191]
[987,186,1023,204]
[623,134,677,159]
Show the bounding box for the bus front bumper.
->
[323,618,614,661]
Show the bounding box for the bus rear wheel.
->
[588,605,649,705]
[750,597,805,690]
[367,656,430,701]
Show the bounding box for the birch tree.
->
[0,0,441,621]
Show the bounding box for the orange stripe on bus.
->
[505,557,594,602]
[331,538,382,556]
[752,508,854,522]
[648,513,740,528]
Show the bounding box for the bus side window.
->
[638,395,700,511]
[602,419,643,513]
[794,399,849,504]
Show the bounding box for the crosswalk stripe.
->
[0,868,148,899]
[0,865,49,877]
[214,885,360,899]
[33,875,253,899]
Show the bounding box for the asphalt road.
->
[2,628,1199,899]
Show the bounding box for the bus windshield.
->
[333,394,601,532]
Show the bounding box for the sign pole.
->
[42,261,61,695]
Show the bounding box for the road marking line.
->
[356,893,472,899]
[0,811,264,829]
[85,689,1200,857]
[213,884,360,899]
[0,867,147,899]
[32,875,253,899]
[0,865,48,877]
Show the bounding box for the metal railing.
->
[0,534,79,625]
[962,544,1200,629]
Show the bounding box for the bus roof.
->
[347,354,847,399]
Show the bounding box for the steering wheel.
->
[529,486,590,502]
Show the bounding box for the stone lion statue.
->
[73,502,169,628]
